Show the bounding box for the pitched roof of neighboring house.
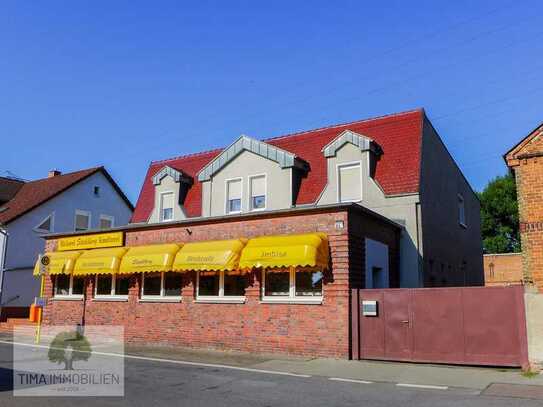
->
[504,122,543,166]
[0,177,25,205]
[132,109,424,222]
[0,167,134,225]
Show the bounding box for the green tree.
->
[48,330,92,370]
[478,173,520,253]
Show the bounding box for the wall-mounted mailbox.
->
[362,300,378,317]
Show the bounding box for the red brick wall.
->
[42,208,399,358]
[483,253,523,286]
[506,130,543,293]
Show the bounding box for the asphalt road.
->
[0,342,540,407]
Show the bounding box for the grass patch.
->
[521,370,539,378]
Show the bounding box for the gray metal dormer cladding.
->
[322,130,382,158]
[197,135,309,182]
[152,166,193,186]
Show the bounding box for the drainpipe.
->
[0,226,9,312]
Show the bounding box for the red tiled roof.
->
[131,109,424,223]
[0,167,133,224]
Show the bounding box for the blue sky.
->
[1,1,542,204]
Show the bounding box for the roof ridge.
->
[262,108,424,143]
[150,148,223,165]
[25,166,102,184]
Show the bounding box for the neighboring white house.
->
[0,167,133,319]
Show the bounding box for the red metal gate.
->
[351,286,529,368]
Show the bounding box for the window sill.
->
[52,296,84,301]
[138,297,182,303]
[195,297,246,304]
[260,297,323,305]
[93,296,128,302]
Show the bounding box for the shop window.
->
[54,274,85,298]
[262,267,323,303]
[95,275,129,299]
[141,272,182,300]
[35,213,54,233]
[196,271,246,302]
[160,192,174,222]
[226,178,242,214]
[338,162,362,203]
[74,210,91,231]
[458,194,466,227]
[249,175,266,211]
[99,215,115,229]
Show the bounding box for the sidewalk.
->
[125,344,543,391]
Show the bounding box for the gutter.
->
[43,202,404,240]
[0,226,8,305]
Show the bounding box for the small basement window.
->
[54,274,85,299]
[262,267,323,303]
[196,271,246,302]
[140,272,182,301]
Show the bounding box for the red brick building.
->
[37,110,483,359]
[40,204,400,358]
[505,122,543,292]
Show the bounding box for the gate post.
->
[351,289,360,360]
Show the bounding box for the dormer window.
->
[226,178,242,214]
[249,175,266,211]
[160,192,174,222]
[337,162,362,203]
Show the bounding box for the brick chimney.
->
[48,170,62,178]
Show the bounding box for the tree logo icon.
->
[47,330,92,370]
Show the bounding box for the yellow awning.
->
[73,247,129,275]
[172,239,247,272]
[33,251,82,276]
[119,243,182,274]
[238,233,329,270]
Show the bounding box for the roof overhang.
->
[322,130,382,158]
[152,165,193,186]
[197,135,308,182]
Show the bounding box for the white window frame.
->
[94,274,129,301]
[458,193,467,228]
[53,274,84,300]
[225,177,243,215]
[99,214,115,229]
[336,161,363,203]
[261,268,323,304]
[139,272,182,302]
[159,191,175,222]
[195,271,246,303]
[34,212,55,233]
[248,174,267,212]
[74,209,91,232]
